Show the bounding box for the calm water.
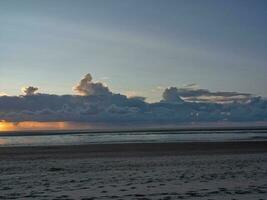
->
[0,129,267,147]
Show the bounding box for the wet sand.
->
[1,141,267,199]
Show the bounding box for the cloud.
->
[162,87,184,103]
[183,83,199,89]
[162,87,253,104]
[129,96,146,102]
[0,73,266,124]
[73,73,111,96]
[22,86,39,96]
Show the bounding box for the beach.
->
[1,141,267,200]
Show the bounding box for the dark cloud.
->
[183,83,198,88]
[0,94,266,123]
[162,87,184,103]
[162,87,253,104]
[0,74,266,124]
[128,96,146,102]
[22,86,39,96]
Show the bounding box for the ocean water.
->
[0,128,267,147]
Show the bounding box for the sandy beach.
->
[1,141,267,200]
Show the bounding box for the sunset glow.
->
[0,121,91,132]
[0,121,16,131]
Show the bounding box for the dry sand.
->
[0,141,267,200]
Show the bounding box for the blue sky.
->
[0,0,267,102]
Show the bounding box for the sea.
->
[0,127,267,147]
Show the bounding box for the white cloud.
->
[73,73,111,96]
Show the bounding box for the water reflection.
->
[0,138,6,145]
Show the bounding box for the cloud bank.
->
[0,73,266,124]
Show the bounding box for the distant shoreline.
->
[1,125,267,137]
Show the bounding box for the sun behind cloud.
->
[0,121,16,131]
[0,121,92,132]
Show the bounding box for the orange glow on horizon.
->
[0,121,17,131]
[0,121,91,132]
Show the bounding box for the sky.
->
[1,0,267,100]
[0,0,267,130]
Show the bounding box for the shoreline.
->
[1,141,267,160]
[0,125,267,137]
